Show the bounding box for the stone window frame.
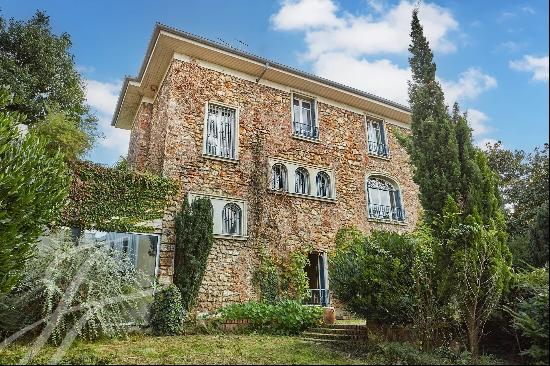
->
[202,101,241,163]
[268,157,336,202]
[290,91,320,143]
[364,173,406,225]
[188,192,248,240]
[364,114,391,160]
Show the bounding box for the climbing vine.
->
[61,160,178,233]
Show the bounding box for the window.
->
[366,177,405,222]
[367,118,389,157]
[292,95,318,139]
[295,167,310,195]
[272,163,288,191]
[222,203,242,235]
[316,171,331,198]
[204,103,237,159]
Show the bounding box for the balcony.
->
[368,141,389,158]
[368,203,405,222]
[293,121,319,140]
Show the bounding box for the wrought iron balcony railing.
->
[368,141,389,157]
[368,203,405,222]
[293,121,319,140]
[305,288,330,306]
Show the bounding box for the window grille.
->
[316,171,331,198]
[272,163,288,191]
[367,118,389,157]
[222,203,242,235]
[366,177,405,221]
[295,167,310,195]
[292,96,318,139]
[205,103,237,159]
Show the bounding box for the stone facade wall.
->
[127,102,153,171]
[129,57,421,312]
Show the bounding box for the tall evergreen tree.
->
[408,8,511,357]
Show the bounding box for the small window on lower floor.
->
[222,202,242,235]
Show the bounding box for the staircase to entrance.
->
[301,324,368,344]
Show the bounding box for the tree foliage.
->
[485,142,549,268]
[61,160,178,233]
[0,10,98,158]
[330,228,418,325]
[407,9,511,357]
[0,87,69,295]
[173,197,214,312]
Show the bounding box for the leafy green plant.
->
[218,300,323,335]
[149,284,185,336]
[280,249,310,302]
[0,87,69,294]
[61,160,177,233]
[173,197,214,312]
[330,229,417,325]
[506,267,549,364]
[0,232,152,343]
[253,248,280,303]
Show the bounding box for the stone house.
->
[112,24,421,313]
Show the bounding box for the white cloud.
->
[271,0,343,30]
[509,55,549,82]
[85,79,129,156]
[85,80,120,116]
[273,0,459,59]
[466,108,491,138]
[440,68,497,106]
[313,52,411,105]
[366,0,385,13]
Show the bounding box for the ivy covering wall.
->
[61,160,178,233]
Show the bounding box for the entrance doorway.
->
[304,251,329,306]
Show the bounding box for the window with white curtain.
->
[366,177,405,222]
[316,171,331,198]
[295,167,310,195]
[222,203,242,235]
[367,118,389,157]
[292,95,318,139]
[272,163,288,191]
[205,103,237,159]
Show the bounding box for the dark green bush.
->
[173,197,214,312]
[506,267,549,364]
[0,87,69,294]
[218,300,323,335]
[330,229,418,324]
[149,284,185,336]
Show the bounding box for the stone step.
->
[308,327,368,335]
[323,324,367,330]
[302,331,368,341]
[300,337,352,344]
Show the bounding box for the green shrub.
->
[219,300,323,335]
[506,267,549,364]
[0,87,69,295]
[0,233,152,343]
[330,229,417,324]
[149,284,185,336]
[173,197,214,312]
[253,249,280,303]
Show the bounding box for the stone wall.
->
[129,57,421,312]
[127,102,153,171]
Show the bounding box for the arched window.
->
[295,167,310,195]
[272,163,288,191]
[366,177,405,221]
[222,203,242,235]
[316,171,331,198]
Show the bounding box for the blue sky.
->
[2,0,548,165]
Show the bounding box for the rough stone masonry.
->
[126,57,421,312]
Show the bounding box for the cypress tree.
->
[408,8,511,357]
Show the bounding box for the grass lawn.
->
[0,334,369,365]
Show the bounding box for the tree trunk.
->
[467,315,480,360]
